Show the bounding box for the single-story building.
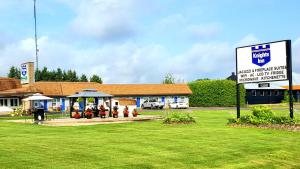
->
[244,83,286,104]
[0,79,192,111]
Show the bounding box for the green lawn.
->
[0,109,300,169]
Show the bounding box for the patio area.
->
[6,115,163,126]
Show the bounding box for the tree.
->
[162,73,175,84]
[7,66,20,79]
[80,74,88,82]
[40,67,48,81]
[55,68,63,81]
[282,91,295,103]
[90,75,102,83]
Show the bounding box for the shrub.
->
[163,112,196,124]
[228,106,298,125]
[9,107,27,117]
[188,80,245,107]
[251,106,274,119]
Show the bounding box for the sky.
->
[0,0,299,84]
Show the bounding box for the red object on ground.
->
[133,109,138,117]
[73,113,81,119]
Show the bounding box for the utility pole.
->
[34,0,39,80]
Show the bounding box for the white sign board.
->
[21,63,29,84]
[236,41,288,84]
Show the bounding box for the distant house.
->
[226,72,237,81]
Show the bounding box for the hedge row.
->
[188,80,245,107]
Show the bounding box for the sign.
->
[21,63,29,84]
[258,83,270,88]
[236,40,288,84]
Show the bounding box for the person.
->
[112,106,119,118]
[99,105,106,118]
[132,108,138,117]
[123,106,129,117]
[73,110,81,119]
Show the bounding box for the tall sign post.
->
[236,40,293,119]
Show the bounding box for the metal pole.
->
[34,0,39,75]
[235,47,240,119]
[286,40,293,119]
[236,84,240,119]
[109,98,112,117]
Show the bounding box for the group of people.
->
[72,105,138,119]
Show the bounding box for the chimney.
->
[21,62,35,85]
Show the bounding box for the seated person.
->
[112,106,119,118]
[123,106,129,117]
[99,105,106,118]
[132,108,138,117]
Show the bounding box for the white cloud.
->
[67,0,141,41]
[1,33,297,84]
[235,34,260,47]
[186,23,221,40]
[293,38,300,73]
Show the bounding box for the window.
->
[258,90,264,96]
[4,99,8,106]
[251,90,256,96]
[265,90,271,96]
[10,99,14,107]
[14,99,18,106]
[0,99,3,106]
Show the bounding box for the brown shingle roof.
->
[0,77,21,91]
[0,81,192,96]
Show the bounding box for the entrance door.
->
[43,100,48,111]
[136,97,140,107]
[61,98,65,111]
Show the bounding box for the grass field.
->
[0,109,300,169]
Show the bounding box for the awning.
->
[22,93,53,101]
[67,89,113,98]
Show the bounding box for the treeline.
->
[7,66,102,83]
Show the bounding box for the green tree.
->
[282,91,295,103]
[90,75,102,83]
[55,68,63,81]
[80,74,88,82]
[40,67,49,81]
[162,73,175,84]
[7,66,20,79]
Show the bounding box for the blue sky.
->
[0,0,299,84]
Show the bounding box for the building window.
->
[4,99,8,106]
[265,90,271,96]
[10,99,14,107]
[272,90,279,96]
[251,90,256,96]
[258,90,264,96]
[0,99,3,106]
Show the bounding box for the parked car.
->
[169,101,188,109]
[141,99,164,109]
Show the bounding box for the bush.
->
[228,106,298,125]
[163,112,196,124]
[252,106,274,119]
[188,80,245,107]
